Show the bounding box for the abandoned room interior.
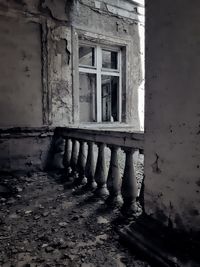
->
[0,0,199,266]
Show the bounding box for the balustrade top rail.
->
[56,126,144,150]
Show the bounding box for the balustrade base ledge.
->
[105,195,123,207]
[83,182,97,191]
[94,187,109,198]
[77,177,87,186]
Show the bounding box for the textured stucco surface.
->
[71,0,144,129]
[0,128,54,171]
[0,136,52,171]
[145,0,200,232]
[0,0,144,130]
[0,15,43,127]
[0,0,144,171]
[49,25,73,126]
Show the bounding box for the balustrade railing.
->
[56,127,144,215]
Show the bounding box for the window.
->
[79,43,122,123]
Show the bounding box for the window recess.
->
[79,43,122,123]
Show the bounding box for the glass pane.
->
[102,50,118,69]
[79,46,95,66]
[101,76,119,122]
[79,73,96,122]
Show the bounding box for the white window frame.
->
[79,42,122,123]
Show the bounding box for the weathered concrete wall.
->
[0,0,72,171]
[0,128,54,171]
[145,0,200,232]
[0,0,144,129]
[0,0,144,171]
[0,0,73,171]
[48,24,73,126]
[71,0,144,129]
[0,15,43,127]
[0,0,73,129]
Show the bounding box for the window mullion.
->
[79,67,97,74]
[118,50,122,122]
[96,46,102,122]
[101,71,120,76]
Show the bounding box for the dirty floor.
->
[0,172,151,267]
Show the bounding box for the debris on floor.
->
[0,172,150,267]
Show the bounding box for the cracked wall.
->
[48,25,73,126]
[0,0,73,171]
[145,0,200,232]
[71,0,144,128]
[0,0,144,171]
[0,0,144,129]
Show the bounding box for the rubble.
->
[0,172,150,267]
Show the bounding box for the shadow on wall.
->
[46,133,65,171]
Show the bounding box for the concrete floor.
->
[0,172,150,267]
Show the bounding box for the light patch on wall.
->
[138,23,145,131]
[94,0,101,9]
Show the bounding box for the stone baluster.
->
[121,148,139,214]
[85,141,97,190]
[106,145,122,205]
[70,139,78,178]
[75,140,87,185]
[63,138,71,177]
[94,143,109,197]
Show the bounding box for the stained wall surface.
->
[0,15,43,127]
[0,0,144,171]
[0,135,53,171]
[145,0,200,232]
[71,0,144,128]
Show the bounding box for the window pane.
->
[102,50,118,69]
[79,46,95,66]
[102,76,119,122]
[79,73,96,122]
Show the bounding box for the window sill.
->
[73,122,139,131]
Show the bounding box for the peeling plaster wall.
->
[48,24,73,126]
[0,0,72,171]
[0,0,144,171]
[0,0,144,129]
[71,0,144,129]
[145,0,200,232]
[0,0,73,130]
[41,0,68,21]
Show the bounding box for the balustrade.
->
[85,141,97,190]
[106,145,122,205]
[121,148,138,214]
[70,139,78,178]
[57,127,144,215]
[94,143,109,197]
[76,140,87,185]
[63,138,71,177]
